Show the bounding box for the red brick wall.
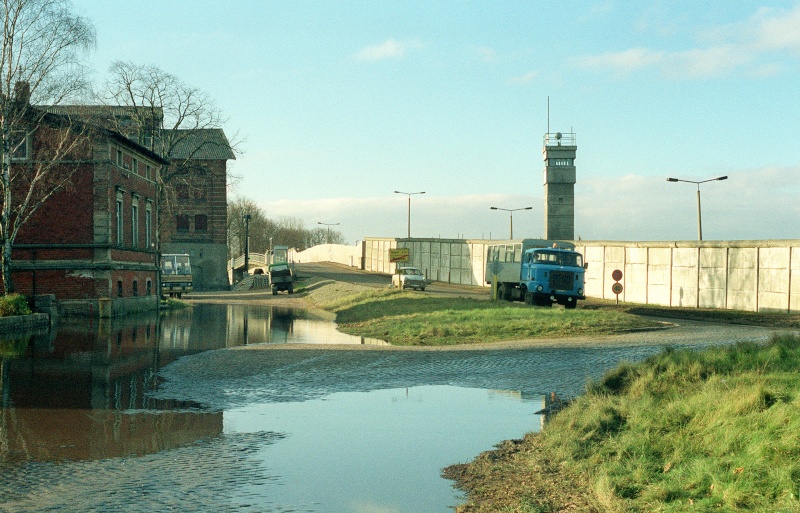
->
[161,159,228,246]
[14,164,95,244]
[3,133,162,307]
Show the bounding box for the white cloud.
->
[508,71,539,84]
[475,46,497,62]
[575,48,665,75]
[254,166,800,245]
[355,39,424,61]
[577,4,800,79]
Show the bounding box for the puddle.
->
[225,385,541,512]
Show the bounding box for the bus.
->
[160,253,193,298]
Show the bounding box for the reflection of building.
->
[1,316,222,462]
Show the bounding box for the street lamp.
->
[317,221,340,243]
[490,206,533,239]
[666,175,728,241]
[243,214,252,273]
[394,190,425,238]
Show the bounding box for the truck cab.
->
[485,239,586,309]
[520,247,585,308]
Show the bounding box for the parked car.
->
[392,267,426,291]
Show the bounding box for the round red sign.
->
[612,269,623,282]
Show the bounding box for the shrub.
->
[0,293,32,317]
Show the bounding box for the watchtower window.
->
[549,158,573,166]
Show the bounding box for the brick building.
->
[6,107,168,316]
[160,129,234,290]
[45,106,235,290]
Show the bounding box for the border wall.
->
[291,243,364,268]
[356,237,800,314]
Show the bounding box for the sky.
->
[76,1,800,244]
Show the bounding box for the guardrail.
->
[228,252,268,270]
[543,132,576,146]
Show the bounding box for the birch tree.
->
[0,0,94,293]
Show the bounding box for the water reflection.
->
[164,303,389,347]
[0,304,392,465]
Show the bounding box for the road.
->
[295,261,491,299]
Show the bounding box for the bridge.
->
[228,252,272,283]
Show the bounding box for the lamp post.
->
[666,175,728,241]
[317,221,340,243]
[394,190,425,238]
[243,214,252,274]
[490,206,533,239]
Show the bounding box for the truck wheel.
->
[498,284,508,301]
[565,301,577,309]
[524,290,534,305]
[272,287,278,295]
[288,285,294,294]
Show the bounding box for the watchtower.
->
[542,132,576,240]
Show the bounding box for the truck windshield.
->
[531,250,582,268]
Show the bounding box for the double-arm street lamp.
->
[394,190,425,238]
[666,175,728,241]
[490,206,533,239]
[317,221,340,243]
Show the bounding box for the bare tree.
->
[100,61,240,209]
[0,0,94,293]
[227,197,276,259]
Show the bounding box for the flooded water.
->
[0,303,723,512]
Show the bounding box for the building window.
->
[116,196,124,245]
[146,164,152,180]
[550,158,573,167]
[132,280,138,296]
[176,214,190,232]
[195,214,208,231]
[117,280,123,297]
[145,202,152,248]
[10,132,29,161]
[131,201,139,247]
[116,149,123,167]
[146,279,152,296]
[132,158,138,175]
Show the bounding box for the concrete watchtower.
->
[542,131,576,240]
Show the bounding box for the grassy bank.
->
[445,333,800,512]
[310,286,662,346]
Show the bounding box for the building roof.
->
[169,129,236,160]
[34,105,169,165]
[42,105,235,161]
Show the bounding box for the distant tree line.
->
[227,196,345,259]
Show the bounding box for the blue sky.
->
[77,1,800,244]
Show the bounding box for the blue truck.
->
[485,239,587,308]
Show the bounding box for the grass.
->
[312,288,663,346]
[446,333,800,512]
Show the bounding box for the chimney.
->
[14,81,30,105]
